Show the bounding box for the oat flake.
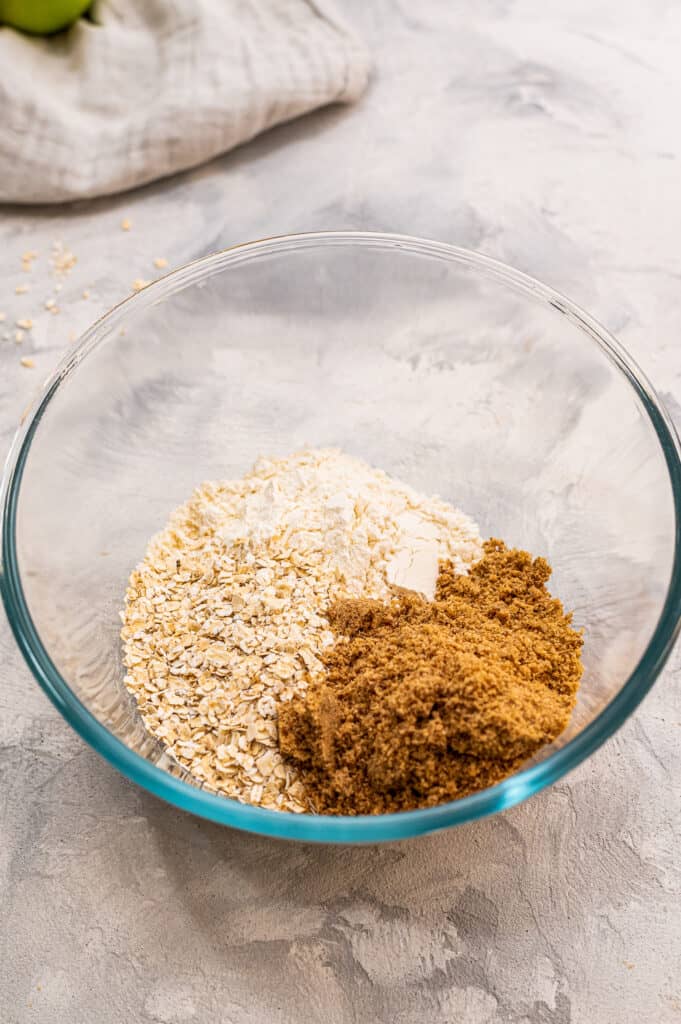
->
[121,449,483,812]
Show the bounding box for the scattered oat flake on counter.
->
[16,318,33,330]
[20,357,35,368]
[121,448,483,812]
[0,312,5,322]
[132,278,151,292]
[51,241,77,275]
[15,284,29,294]
[121,218,132,231]
[15,330,24,343]
[153,257,168,269]
[82,290,90,299]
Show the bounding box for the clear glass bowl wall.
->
[2,234,680,842]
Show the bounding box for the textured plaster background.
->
[1,2,680,1021]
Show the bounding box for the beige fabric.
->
[0,0,370,204]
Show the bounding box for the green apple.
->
[0,0,91,35]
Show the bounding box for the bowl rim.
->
[2,230,681,843]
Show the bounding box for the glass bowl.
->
[2,232,680,844]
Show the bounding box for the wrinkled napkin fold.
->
[0,0,370,203]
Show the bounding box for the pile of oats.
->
[121,449,482,812]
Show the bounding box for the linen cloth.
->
[0,0,370,203]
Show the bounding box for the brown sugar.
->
[278,539,584,814]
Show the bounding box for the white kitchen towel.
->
[0,0,369,204]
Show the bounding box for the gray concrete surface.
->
[1,2,680,1021]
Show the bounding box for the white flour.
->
[219,448,483,600]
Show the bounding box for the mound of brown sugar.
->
[278,539,583,815]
